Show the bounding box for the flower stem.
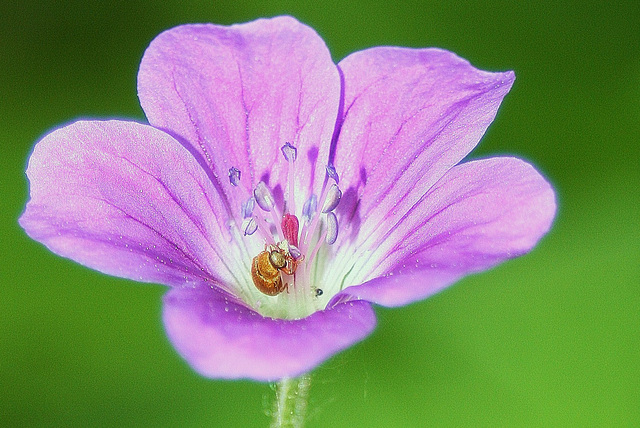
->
[270,374,312,428]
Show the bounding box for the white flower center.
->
[225,143,343,319]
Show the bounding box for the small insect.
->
[251,243,299,296]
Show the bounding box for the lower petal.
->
[162,285,376,381]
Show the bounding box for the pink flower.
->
[20,16,556,381]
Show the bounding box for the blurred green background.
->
[1,0,638,426]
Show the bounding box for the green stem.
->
[270,374,312,428]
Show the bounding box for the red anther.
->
[281,213,299,247]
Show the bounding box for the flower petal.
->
[163,284,376,381]
[138,16,341,215]
[335,157,556,306]
[19,120,242,288]
[334,47,515,249]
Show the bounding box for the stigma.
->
[226,142,342,317]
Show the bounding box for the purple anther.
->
[253,181,274,212]
[241,197,256,219]
[228,167,241,186]
[289,245,302,260]
[325,212,338,245]
[242,217,258,236]
[325,165,339,184]
[281,142,297,162]
[302,194,318,222]
[322,184,342,213]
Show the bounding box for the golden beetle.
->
[251,243,299,296]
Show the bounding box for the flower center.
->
[227,143,342,319]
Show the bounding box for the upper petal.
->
[138,16,341,214]
[334,157,556,306]
[334,47,514,249]
[163,284,376,381]
[19,120,245,289]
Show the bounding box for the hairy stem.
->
[270,374,312,428]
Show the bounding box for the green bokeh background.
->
[2,1,638,426]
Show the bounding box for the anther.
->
[242,197,255,219]
[281,142,297,162]
[325,165,339,184]
[254,181,274,212]
[302,194,317,223]
[228,167,241,186]
[325,212,338,245]
[289,245,302,260]
[242,217,258,236]
[322,184,342,213]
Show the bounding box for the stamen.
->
[281,142,297,162]
[281,142,297,216]
[289,245,302,260]
[299,194,317,251]
[242,197,255,219]
[254,181,274,212]
[256,216,276,244]
[302,195,317,223]
[269,209,285,242]
[228,167,241,186]
[254,183,284,239]
[322,184,342,213]
[325,212,338,245]
[301,164,341,251]
[300,164,340,254]
[325,164,339,184]
[242,217,258,236]
[307,226,328,265]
